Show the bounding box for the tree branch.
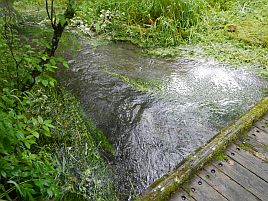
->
[2,6,21,89]
[27,0,75,90]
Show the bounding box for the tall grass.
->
[94,0,205,27]
[82,0,206,47]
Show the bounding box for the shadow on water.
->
[57,40,268,200]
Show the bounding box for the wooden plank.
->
[140,100,268,201]
[169,188,196,201]
[236,138,268,161]
[226,145,268,182]
[212,157,268,200]
[183,176,228,201]
[198,166,259,201]
[255,118,268,133]
[249,126,268,145]
[263,112,268,121]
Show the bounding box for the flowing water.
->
[58,41,268,200]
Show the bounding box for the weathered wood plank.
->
[263,112,268,121]
[139,98,268,201]
[183,176,228,201]
[249,126,268,145]
[198,165,259,201]
[169,188,196,201]
[236,138,268,161]
[226,145,268,181]
[212,157,268,200]
[255,118,268,133]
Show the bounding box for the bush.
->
[0,88,60,200]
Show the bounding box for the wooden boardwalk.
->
[169,113,268,201]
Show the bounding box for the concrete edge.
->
[137,97,268,201]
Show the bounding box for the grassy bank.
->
[74,0,268,74]
[34,86,117,201]
[14,0,268,73]
[191,0,268,75]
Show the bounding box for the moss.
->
[84,119,115,155]
[214,152,228,161]
[196,0,268,73]
[146,47,180,58]
[148,176,167,191]
[107,72,164,93]
[236,141,256,152]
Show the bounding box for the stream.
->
[57,41,268,200]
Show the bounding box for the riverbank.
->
[14,0,268,75]
[18,23,119,201]
[74,0,268,76]
[0,2,118,199]
[34,86,117,201]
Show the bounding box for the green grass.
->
[33,87,117,201]
[75,0,206,47]
[74,0,268,73]
[190,0,268,72]
[13,0,268,71]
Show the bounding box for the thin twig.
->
[3,9,20,89]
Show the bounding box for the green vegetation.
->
[35,87,117,201]
[1,0,268,200]
[0,88,60,200]
[76,0,206,47]
[193,0,268,74]
[0,0,116,200]
[72,0,268,74]
[107,72,164,93]
[10,0,268,72]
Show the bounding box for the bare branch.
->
[46,0,56,28]
[2,6,20,89]
[45,0,51,21]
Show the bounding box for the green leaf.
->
[1,170,6,178]
[42,125,50,132]
[24,141,31,149]
[62,61,69,68]
[47,123,55,129]
[31,131,39,138]
[32,118,38,126]
[43,131,51,137]
[41,79,48,87]
[38,116,43,124]
[58,14,67,26]
[16,132,25,140]
[50,58,56,65]
[47,188,53,197]
[49,81,55,87]
[41,55,47,61]
[7,180,23,196]
[44,120,55,128]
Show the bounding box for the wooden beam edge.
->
[137,97,268,201]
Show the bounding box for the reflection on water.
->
[193,67,242,91]
[58,41,268,200]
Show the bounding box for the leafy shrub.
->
[0,2,69,200]
[0,88,60,200]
